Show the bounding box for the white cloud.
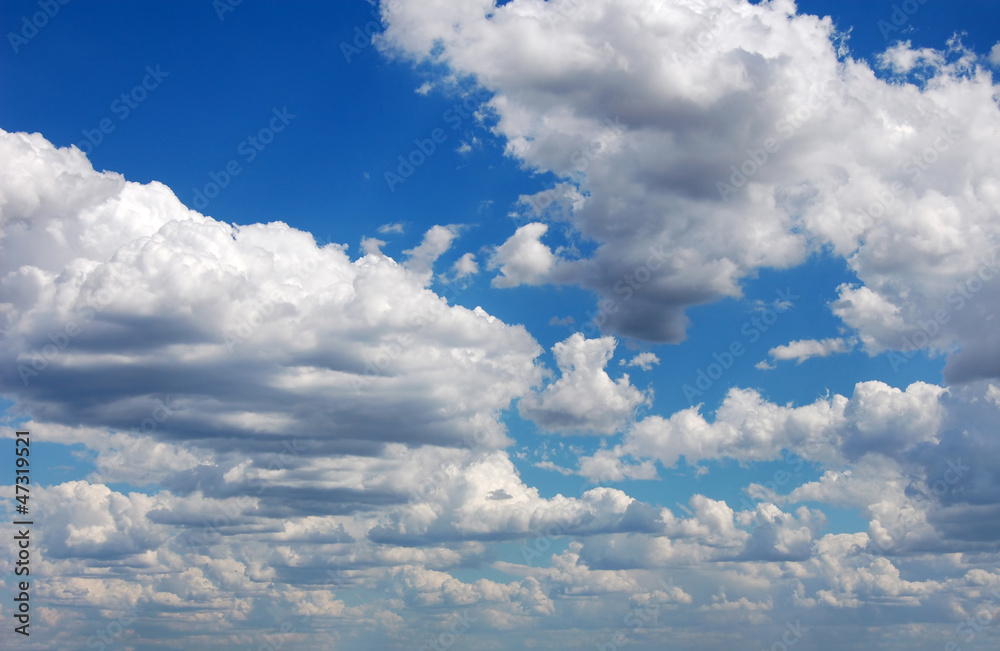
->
[767,337,855,364]
[621,351,660,371]
[577,448,659,483]
[451,252,479,279]
[402,224,458,277]
[8,0,1000,644]
[488,222,559,288]
[361,236,387,255]
[519,334,648,435]
[376,0,1000,378]
[378,222,406,234]
[574,379,948,476]
[877,41,945,74]
[0,128,547,465]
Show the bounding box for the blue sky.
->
[2,1,1000,649]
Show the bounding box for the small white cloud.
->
[488,222,558,288]
[534,460,576,475]
[621,352,660,371]
[377,222,406,235]
[415,81,433,95]
[877,41,945,74]
[520,334,648,435]
[456,136,480,154]
[361,236,386,256]
[451,252,479,279]
[767,337,856,365]
[549,316,575,326]
[403,224,458,276]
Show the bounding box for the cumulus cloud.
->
[0,127,698,648]
[8,0,1000,645]
[487,222,560,288]
[376,0,1000,378]
[0,128,547,482]
[0,127,704,648]
[452,252,479,278]
[519,334,649,435]
[571,379,954,477]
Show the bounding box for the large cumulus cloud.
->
[378,0,1000,381]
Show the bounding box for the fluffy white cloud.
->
[450,252,479,279]
[0,126,693,648]
[7,0,1000,645]
[0,129,545,463]
[578,379,949,474]
[377,0,1000,382]
[766,337,855,364]
[403,224,458,277]
[487,222,559,288]
[621,351,660,370]
[519,334,649,434]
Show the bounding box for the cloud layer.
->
[3,0,1000,648]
